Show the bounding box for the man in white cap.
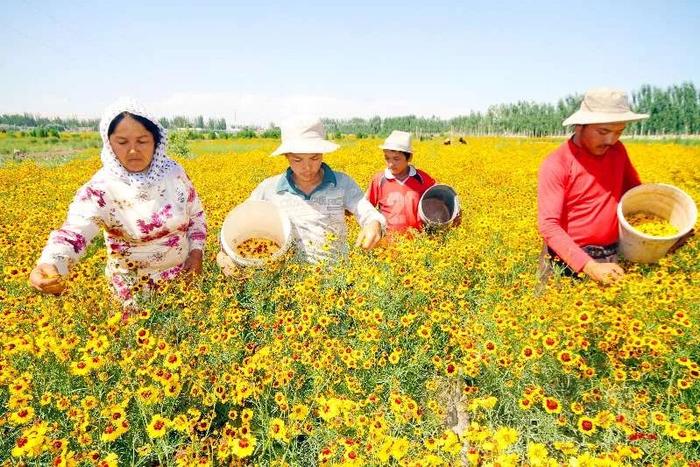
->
[538,88,649,283]
[366,130,439,233]
[218,117,386,268]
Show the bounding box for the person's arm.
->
[422,171,437,190]
[31,183,104,293]
[366,175,379,206]
[342,175,386,249]
[537,157,591,272]
[182,174,207,275]
[247,177,273,202]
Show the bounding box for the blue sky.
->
[1,0,698,125]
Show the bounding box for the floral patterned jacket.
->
[38,162,206,301]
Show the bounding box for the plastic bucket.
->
[220,200,292,267]
[418,184,460,227]
[617,183,697,263]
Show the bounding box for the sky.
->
[1,0,699,126]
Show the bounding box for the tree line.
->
[323,82,700,137]
[1,82,698,137]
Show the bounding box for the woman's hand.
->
[355,221,383,250]
[182,249,203,276]
[29,263,66,295]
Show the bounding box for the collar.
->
[277,162,337,199]
[384,165,423,184]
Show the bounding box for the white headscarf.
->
[99,98,177,189]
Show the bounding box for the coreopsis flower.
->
[230,436,256,458]
[577,416,596,436]
[146,415,169,439]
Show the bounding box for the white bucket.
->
[617,183,697,263]
[418,184,461,227]
[220,200,293,267]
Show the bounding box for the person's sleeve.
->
[366,175,378,206]
[423,171,437,190]
[537,157,591,272]
[621,147,642,192]
[37,183,104,276]
[248,179,268,201]
[343,175,387,229]
[183,174,207,252]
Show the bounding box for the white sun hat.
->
[271,117,339,156]
[563,88,649,126]
[380,130,413,154]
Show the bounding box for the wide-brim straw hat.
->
[271,117,339,156]
[563,88,649,126]
[380,130,413,153]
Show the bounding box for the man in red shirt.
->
[538,88,649,284]
[366,130,437,233]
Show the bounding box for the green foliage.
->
[0,113,98,130]
[236,128,257,139]
[168,131,193,158]
[322,81,700,137]
[260,125,281,139]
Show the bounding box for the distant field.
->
[2,131,698,168]
[0,132,102,166]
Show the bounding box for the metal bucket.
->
[418,184,460,228]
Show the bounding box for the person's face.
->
[383,149,410,177]
[285,153,323,184]
[576,122,627,156]
[109,116,156,173]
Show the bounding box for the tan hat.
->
[380,130,412,154]
[271,117,339,156]
[563,88,649,126]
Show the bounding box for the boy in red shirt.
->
[366,131,436,233]
[538,88,649,284]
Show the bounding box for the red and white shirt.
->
[366,166,436,232]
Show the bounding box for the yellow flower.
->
[163,351,183,370]
[230,436,256,458]
[70,359,91,376]
[493,426,519,450]
[317,397,341,421]
[136,386,160,405]
[96,453,119,467]
[146,415,169,439]
[577,416,596,436]
[542,397,561,414]
[527,442,549,465]
[290,404,309,421]
[268,418,288,442]
[390,437,410,460]
[10,406,35,425]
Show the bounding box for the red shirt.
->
[367,167,436,232]
[537,138,641,271]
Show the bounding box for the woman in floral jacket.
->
[29,98,207,303]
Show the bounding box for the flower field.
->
[1,136,699,466]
